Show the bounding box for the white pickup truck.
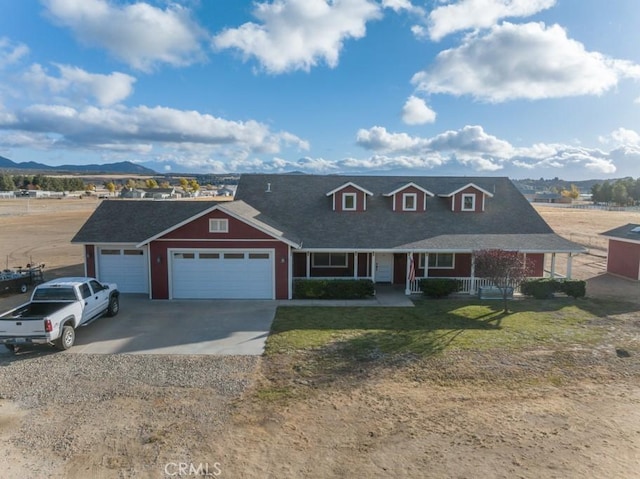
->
[0,277,119,352]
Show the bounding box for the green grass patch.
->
[265,298,610,358]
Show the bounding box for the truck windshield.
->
[32,287,77,301]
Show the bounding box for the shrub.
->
[419,278,461,298]
[520,278,559,299]
[293,279,374,300]
[559,280,586,298]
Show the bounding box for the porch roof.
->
[398,233,585,253]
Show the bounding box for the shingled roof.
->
[601,224,640,243]
[71,199,300,247]
[234,174,585,253]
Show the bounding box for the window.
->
[89,280,104,293]
[124,249,143,256]
[312,253,348,268]
[403,193,417,211]
[427,253,454,269]
[101,249,120,255]
[173,253,195,259]
[224,253,244,259]
[342,193,356,211]
[209,218,229,233]
[249,253,270,259]
[199,253,220,259]
[80,283,92,299]
[462,194,475,211]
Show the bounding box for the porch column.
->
[353,252,358,279]
[550,253,556,278]
[306,252,310,278]
[424,253,429,278]
[288,246,293,299]
[405,252,412,295]
[470,254,476,294]
[371,252,376,283]
[566,253,573,279]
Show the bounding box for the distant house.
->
[119,187,146,199]
[601,224,640,281]
[72,174,585,298]
[120,187,176,199]
[532,192,572,204]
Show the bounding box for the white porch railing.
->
[408,277,499,294]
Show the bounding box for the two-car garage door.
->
[171,250,274,299]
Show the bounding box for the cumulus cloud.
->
[427,0,556,41]
[22,64,136,106]
[0,37,29,69]
[42,0,205,71]
[0,103,308,156]
[412,22,640,102]
[401,96,436,125]
[212,0,381,73]
[608,127,640,146]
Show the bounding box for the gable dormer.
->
[438,183,494,212]
[326,182,373,212]
[384,182,435,212]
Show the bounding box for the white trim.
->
[325,182,374,197]
[342,192,357,211]
[384,182,435,197]
[403,193,417,211]
[438,182,494,198]
[154,238,279,243]
[209,218,229,233]
[461,193,476,211]
[136,203,300,248]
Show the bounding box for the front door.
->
[375,253,393,283]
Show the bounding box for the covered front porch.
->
[292,250,579,295]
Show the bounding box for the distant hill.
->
[0,156,156,175]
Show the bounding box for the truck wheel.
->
[106,295,119,317]
[19,283,28,294]
[54,325,75,351]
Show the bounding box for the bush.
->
[419,278,461,298]
[559,279,586,298]
[520,278,559,299]
[293,279,375,300]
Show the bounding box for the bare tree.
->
[474,249,533,313]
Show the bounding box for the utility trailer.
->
[0,264,45,294]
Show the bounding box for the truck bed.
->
[0,302,71,320]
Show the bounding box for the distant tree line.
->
[0,173,86,192]
[591,177,640,206]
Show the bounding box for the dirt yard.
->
[0,198,638,478]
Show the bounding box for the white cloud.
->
[213,0,381,73]
[42,0,205,71]
[22,64,136,106]
[0,38,29,69]
[401,96,436,125]
[0,103,308,156]
[412,22,640,102]
[427,0,556,41]
[609,127,640,146]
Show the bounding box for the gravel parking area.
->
[0,353,260,477]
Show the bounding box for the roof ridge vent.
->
[266,183,272,193]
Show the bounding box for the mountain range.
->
[0,156,156,175]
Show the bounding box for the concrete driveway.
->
[1,295,277,356]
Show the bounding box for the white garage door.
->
[171,250,274,299]
[98,247,149,293]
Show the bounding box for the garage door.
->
[98,247,149,293]
[171,250,273,299]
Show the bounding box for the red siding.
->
[332,185,367,212]
[392,186,427,212]
[607,240,640,280]
[525,253,545,277]
[149,212,291,299]
[453,186,485,212]
[85,245,96,277]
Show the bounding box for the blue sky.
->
[1,0,639,179]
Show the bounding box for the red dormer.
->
[384,182,435,212]
[326,182,373,212]
[438,183,494,212]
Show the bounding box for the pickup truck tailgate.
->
[0,317,46,337]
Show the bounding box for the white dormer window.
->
[209,218,229,233]
[403,193,417,211]
[343,193,357,211]
[462,194,475,211]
